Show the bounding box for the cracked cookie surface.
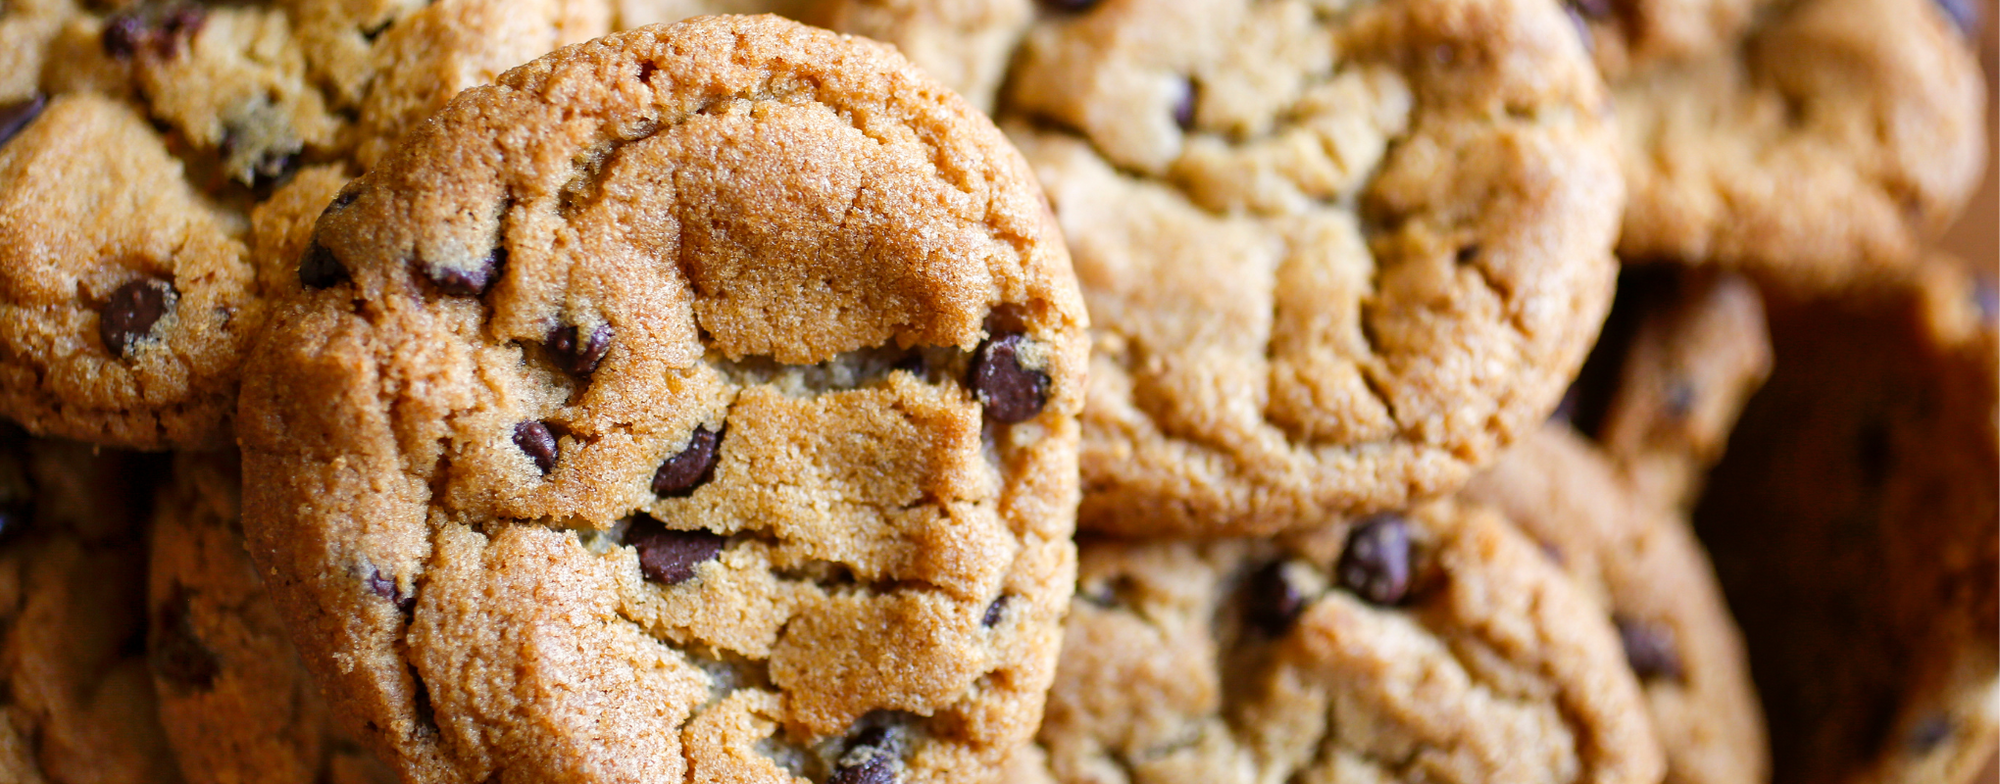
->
[997,0,1621,536]
[0,433,181,784]
[1011,498,1665,784]
[239,15,1087,784]
[0,0,611,449]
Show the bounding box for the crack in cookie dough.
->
[240,16,1086,784]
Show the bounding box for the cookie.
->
[1559,266,1772,510]
[148,450,397,784]
[1693,257,1998,784]
[816,0,1032,113]
[238,15,1087,784]
[0,432,182,784]
[1019,498,1665,784]
[1465,423,1767,784]
[1612,0,1986,291]
[996,0,1621,536]
[0,0,611,449]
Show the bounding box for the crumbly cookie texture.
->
[0,0,609,450]
[1017,499,1665,784]
[239,15,1087,784]
[1693,257,1998,784]
[149,450,397,784]
[998,0,1621,536]
[0,434,182,784]
[1614,0,1986,291]
[816,0,1032,113]
[1466,424,1767,784]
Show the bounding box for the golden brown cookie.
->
[1694,256,1998,784]
[1017,499,1666,784]
[240,15,1087,784]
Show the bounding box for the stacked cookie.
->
[0,3,1990,784]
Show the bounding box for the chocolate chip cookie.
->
[0,0,611,450]
[239,15,1087,784]
[999,0,1622,536]
[1466,424,1767,784]
[149,450,397,784]
[1613,0,1987,291]
[1694,257,1998,784]
[0,432,182,784]
[1021,498,1665,784]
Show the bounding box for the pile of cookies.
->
[0,1,1990,783]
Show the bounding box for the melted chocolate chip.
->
[1243,561,1306,636]
[1173,82,1198,131]
[546,322,613,375]
[513,421,559,475]
[1336,513,1412,605]
[366,569,415,614]
[0,500,31,547]
[982,595,1009,627]
[428,248,503,297]
[99,277,176,359]
[1615,617,1684,682]
[969,333,1049,423]
[652,426,721,497]
[299,240,348,289]
[151,587,219,691]
[0,93,46,148]
[626,515,725,585]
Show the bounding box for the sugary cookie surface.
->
[240,15,1087,784]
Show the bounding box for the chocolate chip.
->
[299,240,348,289]
[652,426,721,497]
[832,725,900,784]
[1615,616,1684,682]
[0,93,46,148]
[892,351,928,377]
[1037,0,1101,11]
[982,595,1009,627]
[428,248,503,297]
[102,5,205,59]
[101,14,145,57]
[99,277,176,359]
[1455,245,1481,264]
[969,333,1048,423]
[366,569,415,614]
[1243,561,1306,635]
[328,189,360,212]
[1173,82,1198,131]
[151,587,219,691]
[1336,513,1412,605]
[546,322,613,375]
[1907,714,1953,751]
[513,421,559,475]
[626,515,725,585]
[1933,0,1978,36]
[0,501,31,547]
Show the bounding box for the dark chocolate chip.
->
[1243,560,1306,636]
[892,351,928,377]
[513,421,559,475]
[546,322,613,375]
[102,14,146,57]
[652,426,721,497]
[625,515,725,585]
[99,277,176,359]
[0,501,31,547]
[428,248,503,297]
[1037,0,1101,11]
[1615,616,1684,682]
[1172,82,1198,131]
[1336,513,1412,605]
[102,5,206,59]
[0,93,46,148]
[299,240,348,289]
[1455,244,1480,264]
[151,587,219,691]
[1907,714,1953,752]
[832,726,900,784]
[1933,0,1978,36]
[982,595,1009,627]
[969,333,1049,423]
[366,569,416,614]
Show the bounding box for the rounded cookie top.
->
[1465,424,1767,784]
[0,433,181,784]
[1000,0,1622,536]
[240,15,1087,784]
[1024,499,1665,784]
[148,451,396,784]
[1613,0,1986,291]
